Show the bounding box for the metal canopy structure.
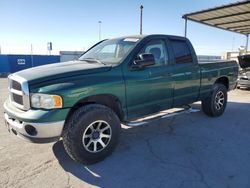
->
[183,0,250,51]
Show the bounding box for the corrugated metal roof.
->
[183,0,250,35]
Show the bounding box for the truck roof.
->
[112,34,187,41]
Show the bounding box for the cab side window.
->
[170,39,193,64]
[139,39,167,66]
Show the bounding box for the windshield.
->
[79,37,140,65]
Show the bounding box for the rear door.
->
[123,37,174,119]
[168,38,200,106]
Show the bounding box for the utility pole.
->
[140,5,143,35]
[98,21,102,41]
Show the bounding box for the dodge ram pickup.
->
[4,34,238,164]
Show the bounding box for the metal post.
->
[140,5,143,35]
[31,44,34,67]
[98,21,102,41]
[184,18,187,37]
[47,42,52,55]
[246,34,249,53]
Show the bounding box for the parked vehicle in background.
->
[4,34,238,164]
[237,54,250,88]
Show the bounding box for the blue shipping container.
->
[7,55,60,73]
[33,55,60,67]
[8,55,32,73]
[0,55,10,73]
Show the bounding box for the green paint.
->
[4,35,238,123]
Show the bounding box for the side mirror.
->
[131,53,155,69]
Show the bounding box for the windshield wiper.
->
[80,58,106,65]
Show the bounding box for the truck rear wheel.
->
[62,104,121,165]
[202,83,227,117]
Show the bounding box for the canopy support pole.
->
[184,18,187,37]
[246,34,249,53]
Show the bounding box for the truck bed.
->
[198,60,238,98]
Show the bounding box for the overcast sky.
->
[0,0,248,55]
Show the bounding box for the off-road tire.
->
[202,83,227,117]
[62,104,121,165]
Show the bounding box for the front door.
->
[123,38,174,120]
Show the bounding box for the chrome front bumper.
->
[4,113,65,143]
[238,79,250,88]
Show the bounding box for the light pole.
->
[98,21,102,41]
[140,5,143,35]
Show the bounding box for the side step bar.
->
[125,107,200,126]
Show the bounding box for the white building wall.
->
[60,51,84,62]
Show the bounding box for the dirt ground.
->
[1,78,250,188]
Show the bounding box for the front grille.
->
[12,93,23,105]
[8,75,30,110]
[12,80,22,91]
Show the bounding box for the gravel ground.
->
[1,78,250,188]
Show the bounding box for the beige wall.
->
[222,51,250,62]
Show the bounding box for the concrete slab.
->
[1,78,250,188]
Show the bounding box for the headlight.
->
[31,93,63,109]
[240,72,248,79]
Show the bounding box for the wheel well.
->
[64,94,124,127]
[215,77,229,90]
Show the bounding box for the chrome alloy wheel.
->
[82,120,112,153]
[215,91,225,110]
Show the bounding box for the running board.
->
[125,107,200,126]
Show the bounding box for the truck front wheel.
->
[62,104,121,164]
[202,83,228,117]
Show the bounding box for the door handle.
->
[164,73,173,77]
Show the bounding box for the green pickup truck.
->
[4,35,238,164]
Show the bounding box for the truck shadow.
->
[52,101,250,188]
[237,87,250,91]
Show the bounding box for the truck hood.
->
[13,60,112,84]
[238,54,250,69]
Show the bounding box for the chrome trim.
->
[4,113,65,139]
[126,107,200,126]
[8,74,30,110]
[10,88,23,95]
